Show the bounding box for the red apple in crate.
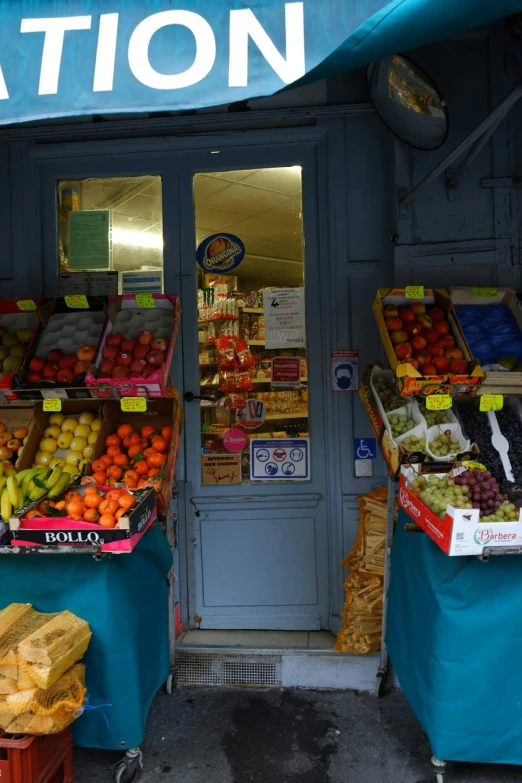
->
[432,356,450,373]
[428,307,446,321]
[445,347,464,360]
[438,335,455,349]
[56,368,73,383]
[411,335,427,352]
[395,343,412,360]
[434,320,450,335]
[133,343,150,360]
[42,364,58,379]
[116,352,133,367]
[120,337,137,353]
[415,352,431,366]
[6,438,21,452]
[400,308,415,323]
[137,330,154,346]
[422,363,437,376]
[100,358,116,375]
[147,351,165,367]
[26,371,43,383]
[383,304,399,317]
[422,328,439,344]
[427,343,444,357]
[385,317,403,332]
[106,332,123,347]
[47,349,63,364]
[411,302,426,315]
[103,345,118,360]
[77,345,96,362]
[29,356,45,372]
[143,365,156,378]
[407,358,419,370]
[112,365,129,378]
[73,361,89,375]
[58,354,77,370]
[450,360,469,374]
[0,433,10,447]
[130,358,147,374]
[415,313,433,329]
[151,338,168,352]
[390,330,408,345]
[404,322,422,337]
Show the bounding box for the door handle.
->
[184,391,224,403]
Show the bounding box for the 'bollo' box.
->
[399,465,522,556]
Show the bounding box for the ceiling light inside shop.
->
[112,228,163,250]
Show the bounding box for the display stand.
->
[387,510,522,782]
[374,476,396,698]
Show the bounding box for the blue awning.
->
[0,0,520,126]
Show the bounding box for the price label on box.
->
[462,460,487,472]
[121,397,147,412]
[405,286,424,299]
[479,394,504,412]
[16,299,37,312]
[135,292,155,308]
[472,287,498,298]
[42,398,62,412]
[64,294,89,309]
[426,394,452,410]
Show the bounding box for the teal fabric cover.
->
[387,509,522,765]
[0,523,172,750]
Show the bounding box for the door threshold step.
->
[176,647,379,691]
[178,630,339,651]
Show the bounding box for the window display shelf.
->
[265,413,308,421]
[251,377,308,384]
[248,340,265,346]
[242,307,263,314]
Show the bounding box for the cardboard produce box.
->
[14,297,107,399]
[0,298,43,401]
[399,465,522,556]
[450,287,522,395]
[0,404,35,467]
[88,392,182,516]
[85,294,181,399]
[9,483,157,553]
[373,288,484,396]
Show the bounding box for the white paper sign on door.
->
[263,287,306,349]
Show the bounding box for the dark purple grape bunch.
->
[454,468,506,518]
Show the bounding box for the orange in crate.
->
[0,726,73,783]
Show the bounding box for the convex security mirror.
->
[367,54,448,150]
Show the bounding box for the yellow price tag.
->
[405,286,424,299]
[135,292,155,308]
[462,461,486,472]
[42,398,62,412]
[64,295,89,309]
[472,287,498,298]
[120,397,147,412]
[426,394,452,410]
[16,299,37,312]
[479,394,504,412]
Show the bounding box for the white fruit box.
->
[399,465,522,556]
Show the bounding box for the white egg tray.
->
[0,313,39,334]
[35,311,106,359]
[110,308,175,342]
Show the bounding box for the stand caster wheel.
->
[433,773,445,783]
[114,749,143,783]
[374,672,385,698]
[165,673,175,695]
[431,755,446,783]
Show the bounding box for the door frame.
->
[27,119,348,630]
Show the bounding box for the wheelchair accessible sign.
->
[251,439,310,481]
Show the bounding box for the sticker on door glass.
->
[236,398,266,430]
[196,233,245,273]
[251,438,310,481]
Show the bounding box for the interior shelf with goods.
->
[362,285,522,557]
[197,265,308,482]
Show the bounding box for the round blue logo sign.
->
[196,233,245,273]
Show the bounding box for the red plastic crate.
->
[0,726,73,783]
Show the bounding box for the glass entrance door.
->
[179,147,330,630]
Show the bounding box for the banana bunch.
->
[0,464,75,523]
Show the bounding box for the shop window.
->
[195,167,309,483]
[57,176,163,295]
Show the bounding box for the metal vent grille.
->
[176,652,283,687]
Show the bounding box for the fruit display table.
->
[0,522,171,751]
[387,510,522,769]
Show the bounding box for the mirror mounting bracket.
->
[400,80,522,209]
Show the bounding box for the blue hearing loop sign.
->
[354,438,377,460]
